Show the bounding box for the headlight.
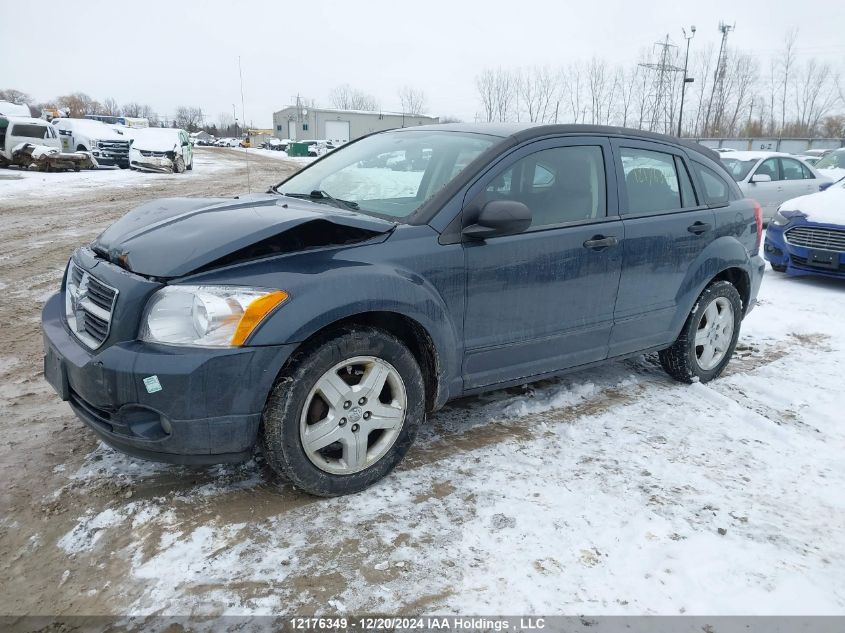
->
[771,208,805,226]
[89,139,100,149]
[141,286,288,347]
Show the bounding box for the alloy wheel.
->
[299,356,407,475]
[694,297,735,371]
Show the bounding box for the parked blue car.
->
[42,124,765,495]
[764,178,845,279]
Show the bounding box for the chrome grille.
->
[95,139,130,158]
[65,261,118,349]
[785,226,845,253]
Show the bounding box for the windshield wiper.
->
[280,190,360,212]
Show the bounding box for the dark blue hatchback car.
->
[42,124,765,495]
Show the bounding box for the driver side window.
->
[483,145,607,228]
[755,158,780,181]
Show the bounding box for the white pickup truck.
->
[51,118,132,168]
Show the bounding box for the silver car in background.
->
[720,151,830,220]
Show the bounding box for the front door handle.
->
[583,235,619,250]
[687,221,712,235]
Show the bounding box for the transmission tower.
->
[638,35,684,134]
[703,21,735,136]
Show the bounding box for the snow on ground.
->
[235,147,316,165]
[51,266,845,616]
[0,148,250,200]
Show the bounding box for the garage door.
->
[324,120,350,144]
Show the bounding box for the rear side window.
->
[675,157,698,207]
[10,124,48,139]
[781,158,811,180]
[620,147,682,213]
[484,145,607,228]
[692,162,731,205]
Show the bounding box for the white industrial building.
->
[272,106,439,145]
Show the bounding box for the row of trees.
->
[327,84,428,115]
[474,29,844,138]
[0,89,215,133]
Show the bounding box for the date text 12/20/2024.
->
[289,617,546,631]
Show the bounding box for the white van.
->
[51,118,131,168]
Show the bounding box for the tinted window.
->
[781,158,810,180]
[10,124,48,139]
[755,158,780,181]
[692,162,731,205]
[620,147,682,213]
[484,145,606,228]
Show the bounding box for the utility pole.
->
[677,25,696,137]
[232,103,238,138]
[703,21,735,137]
[638,35,683,134]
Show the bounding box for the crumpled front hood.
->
[780,186,845,226]
[91,194,395,277]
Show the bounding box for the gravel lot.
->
[1,148,843,621]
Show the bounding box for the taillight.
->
[753,200,763,253]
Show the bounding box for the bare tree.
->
[475,68,516,122]
[517,66,558,122]
[563,63,584,123]
[398,86,427,115]
[779,28,799,131]
[439,115,463,123]
[616,65,640,128]
[329,84,379,111]
[476,69,497,122]
[793,60,839,135]
[102,97,121,116]
[0,89,33,105]
[174,106,204,132]
[55,93,102,118]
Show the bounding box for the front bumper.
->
[764,224,845,279]
[129,150,174,173]
[42,293,296,464]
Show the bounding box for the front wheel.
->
[173,156,186,173]
[260,327,425,496]
[658,280,742,383]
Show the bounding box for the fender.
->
[668,235,754,338]
[245,261,463,406]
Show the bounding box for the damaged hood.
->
[91,194,396,277]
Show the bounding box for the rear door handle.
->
[583,235,619,250]
[687,221,712,235]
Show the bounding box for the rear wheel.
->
[658,280,742,383]
[260,327,425,496]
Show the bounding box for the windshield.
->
[720,157,758,181]
[815,149,845,170]
[275,130,499,219]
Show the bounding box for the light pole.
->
[677,25,696,137]
[232,104,238,138]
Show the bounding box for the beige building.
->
[272,106,439,144]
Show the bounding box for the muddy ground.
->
[1,148,843,622]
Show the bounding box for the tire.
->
[173,156,186,173]
[186,157,193,171]
[658,280,743,384]
[260,327,425,497]
[771,263,787,273]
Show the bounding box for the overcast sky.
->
[2,0,843,128]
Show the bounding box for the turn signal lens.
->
[231,291,289,346]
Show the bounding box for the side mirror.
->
[462,200,532,240]
[750,173,772,183]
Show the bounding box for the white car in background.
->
[128,127,193,173]
[51,118,131,168]
[720,151,830,220]
[814,148,845,183]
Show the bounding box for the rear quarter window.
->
[692,162,732,205]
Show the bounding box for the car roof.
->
[718,151,793,161]
[393,122,723,162]
[5,116,49,126]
